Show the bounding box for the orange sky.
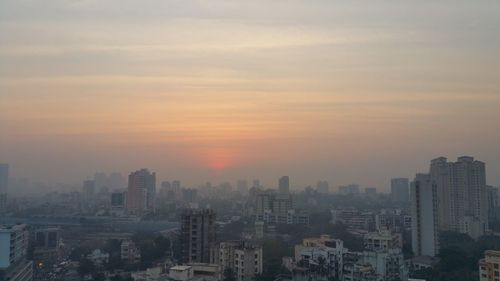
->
[1,0,499,190]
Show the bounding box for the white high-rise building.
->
[411,173,439,257]
[430,156,488,238]
[0,224,33,281]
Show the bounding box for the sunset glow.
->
[1,0,499,188]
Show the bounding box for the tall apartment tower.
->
[126,169,156,215]
[82,180,96,201]
[391,178,409,202]
[0,164,8,213]
[411,173,439,257]
[279,176,290,194]
[430,156,488,238]
[180,209,216,264]
[0,224,33,281]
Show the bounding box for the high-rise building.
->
[0,164,8,213]
[126,169,156,215]
[430,156,488,238]
[364,187,377,197]
[111,191,127,215]
[411,173,439,257]
[180,209,216,264]
[391,178,409,202]
[486,186,499,225]
[82,180,96,201]
[338,184,360,195]
[35,227,60,250]
[479,250,500,281]
[0,224,33,281]
[279,176,290,194]
[255,191,293,216]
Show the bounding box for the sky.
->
[1,0,500,191]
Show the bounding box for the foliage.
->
[259,239,293,281]
[92,272,106,281]
[77,258,96,276]
[411,232,500,281]
[132,234,172,268]
[104,239,125,270]
[70,246,91,261]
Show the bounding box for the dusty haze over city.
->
[1,0,499,191]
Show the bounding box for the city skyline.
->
[1,154,499,194]
[1,0,500,189]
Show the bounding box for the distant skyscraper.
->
[486,186,499,225]
[82,180,96,201]
[0,164,8,213]
[172,180,181,190]
[180,209,216,264]
[279,176,290,194]
[252,179,261,188]
[338,184,360,195]
[365,187,377,196]
[316,181,329,194]
[430,156,488,238]
[411,173,439,257]
[126,169,156,215]
[391,178,409,202]
[111,191,127,212]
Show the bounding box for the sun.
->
[199,147,237,172]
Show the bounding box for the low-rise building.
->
[479,250,500,281]
[87,249,109,267]
[343,262,377,281]
[331,209,374,231]
[121,240,141,264]
[132,267,165,281]
[168,264,221,281]
[359,249,408,281]
[291,235,346,281]
[256,209,309,225]
[210,241,262,281]
[363,230,402,251]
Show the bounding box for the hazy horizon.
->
[1,0,500,191]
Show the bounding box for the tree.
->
[92,272,106,281]
[78,258,96,276]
